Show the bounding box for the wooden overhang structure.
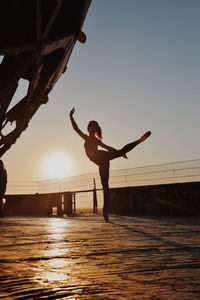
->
[0,0,92,156]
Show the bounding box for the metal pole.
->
[93,178,98,214]
[72,193,76,215]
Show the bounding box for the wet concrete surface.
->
[0,214,200,299]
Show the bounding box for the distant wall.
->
[2,181,200,217]
[3,192,72,216]
[109,182,200,217]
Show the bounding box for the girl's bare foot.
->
[103,208,109,222]
[139,131,151,143]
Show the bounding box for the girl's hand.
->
[69,107,75,117]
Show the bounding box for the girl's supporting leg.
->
[95,131,151,222]
[99,164,110,222]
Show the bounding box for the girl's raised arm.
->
[69,108,87,140]
[97,139,117,152]
[97,138,128,159]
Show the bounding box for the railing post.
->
[93,178,98,214]
[72,193,76,215]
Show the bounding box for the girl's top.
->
[84,136,99,161]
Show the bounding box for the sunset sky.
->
[2,0,200,180]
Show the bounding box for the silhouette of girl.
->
[69,108,151,222]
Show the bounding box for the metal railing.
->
[6,159,200,196]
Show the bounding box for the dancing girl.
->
[69,108,151,222]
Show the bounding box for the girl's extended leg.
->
[122,130,151,153]
[108,131,151,160]
[99,164,110,222]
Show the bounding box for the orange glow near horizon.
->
[41,151,76,179]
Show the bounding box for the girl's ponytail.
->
[87,120,103,140]
[96,125,102,140]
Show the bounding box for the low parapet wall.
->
[2,192,73,216]
[1,181,200,217]
[109,181,200,217]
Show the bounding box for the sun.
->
[41,151,76,179]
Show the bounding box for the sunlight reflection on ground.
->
[0,215,200,299]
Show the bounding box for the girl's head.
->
[87,120,102,140]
